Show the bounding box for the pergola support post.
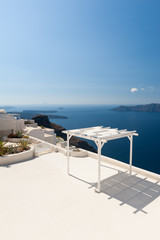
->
[128,135,133,175]
[67,132,72,175]
[94,140,105,193]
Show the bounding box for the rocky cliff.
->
[32,115,96,153]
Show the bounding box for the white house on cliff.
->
[0,109,56,144]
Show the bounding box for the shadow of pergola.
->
[97,171,160,214]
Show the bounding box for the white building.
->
[25,126,56,145]
[0,109,56,144]
[0,109,25,138]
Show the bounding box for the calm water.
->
[10,105,160,174]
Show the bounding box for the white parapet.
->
[0,147,34,166]
[27,127,45,141]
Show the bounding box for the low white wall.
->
[29,136,66,155]
[43,128,55,134]
[27,128,56,145]
[0,147,34,166]
[86,150,160,181]
[44,133,56,144]
[28,128,45,141]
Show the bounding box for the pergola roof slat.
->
[63,126,138,142]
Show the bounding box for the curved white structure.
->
[0,147,34,166]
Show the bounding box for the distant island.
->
[0,106,15,109]
[7,110,68,119]
[112,103,160,112]
[23,110,58,113]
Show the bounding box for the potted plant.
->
[70,148,87,157]
[8,131,29,143]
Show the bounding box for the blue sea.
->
[8,105,160,175]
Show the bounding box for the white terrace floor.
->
[0,152,160,240]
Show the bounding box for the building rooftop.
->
[0,152,159,240]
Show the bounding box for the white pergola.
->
[63,126,138,193]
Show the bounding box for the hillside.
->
[32,115,96,153]
[112,103,160,112]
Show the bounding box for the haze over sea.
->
[9,104,160,175]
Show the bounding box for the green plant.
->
[18,139,30,151]
[23,135,29,139]
[40,125,44,129]
[0,141,6,156]
[74,148,80,152]
[24,120,32,124]
[56,137,64,143]
[16,130,23,138]
[8,130,24,138]
[6,146,15,154]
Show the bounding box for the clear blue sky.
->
[0,0,160,105]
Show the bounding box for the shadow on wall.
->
[98,171,160,214]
